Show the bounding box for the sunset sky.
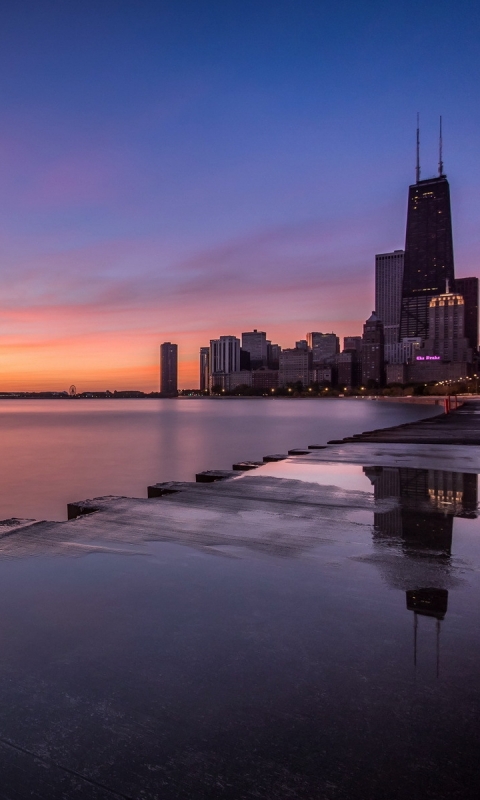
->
[1,0,479,390]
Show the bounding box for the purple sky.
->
[0,0,479,388]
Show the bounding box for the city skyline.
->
[0,2,479,390]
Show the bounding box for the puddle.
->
[252,460,375,493]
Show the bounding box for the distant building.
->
[385,337,422,365]
[252,367,279,391]
[241,330,268,369]
[421,287,472,363]
[211,371,252,392]
[362,312,384,387]
[279,348,312,387]
[387,288,473,384]
[401,360,470,384]
[267,342,281,369]
[386,363,407,385]
[209,336,240,378]
[160,342,178,396]
[199,347,209,392]
[375,250,404,346]
[343,336,362,356]
[306,332,339,365]
[336,352,355,389]
[313,365,332,385]
[342,336,363,386]
[454,277,479,352]
[296,339,309,351]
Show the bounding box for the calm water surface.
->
[0,397,439,521]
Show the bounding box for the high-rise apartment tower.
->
[160,342,178,396]
[375,250,404,345]
[209,336,241,375]
[362,312,384,387]
[199,347,209,392]
[241,330,268,369]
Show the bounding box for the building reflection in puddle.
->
[364,467,477,555]
[364,466,478,676]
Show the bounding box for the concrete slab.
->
[263,441,480,473]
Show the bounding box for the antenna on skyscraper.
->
[416,113,421,183]
[438,115,444,176]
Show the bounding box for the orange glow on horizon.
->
[0,317,367,392]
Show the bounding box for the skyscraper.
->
[454,277,479,352]
[160,342,178,396]
[267,342,281,369]
[375,250,404,345]
[421,287,472,363]
[362,312,384,386]
[241,330,268,369]
[199,347,209,392]
[209,336,241,375]
[306,332,339,365]
[399,121,455,340]
[279,347,312,387]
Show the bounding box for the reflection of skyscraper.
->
[364,466,477,555]
[399,123,455,341]
[406,588,448,619]
[406,588,448,677]
[365,465,477,679]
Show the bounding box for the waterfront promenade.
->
[0,401,479,799]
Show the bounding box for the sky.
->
[0,0,479,390]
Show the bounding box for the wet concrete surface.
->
[1,404,480,798]
[330,398,480,446]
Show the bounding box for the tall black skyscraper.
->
[399,120,455,340]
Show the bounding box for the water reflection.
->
[365,466,478,676]
[364,466,478,556]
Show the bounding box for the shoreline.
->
[0,394,475,404]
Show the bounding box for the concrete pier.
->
[328,398,480,446]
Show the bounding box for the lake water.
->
[0,397,440,521]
